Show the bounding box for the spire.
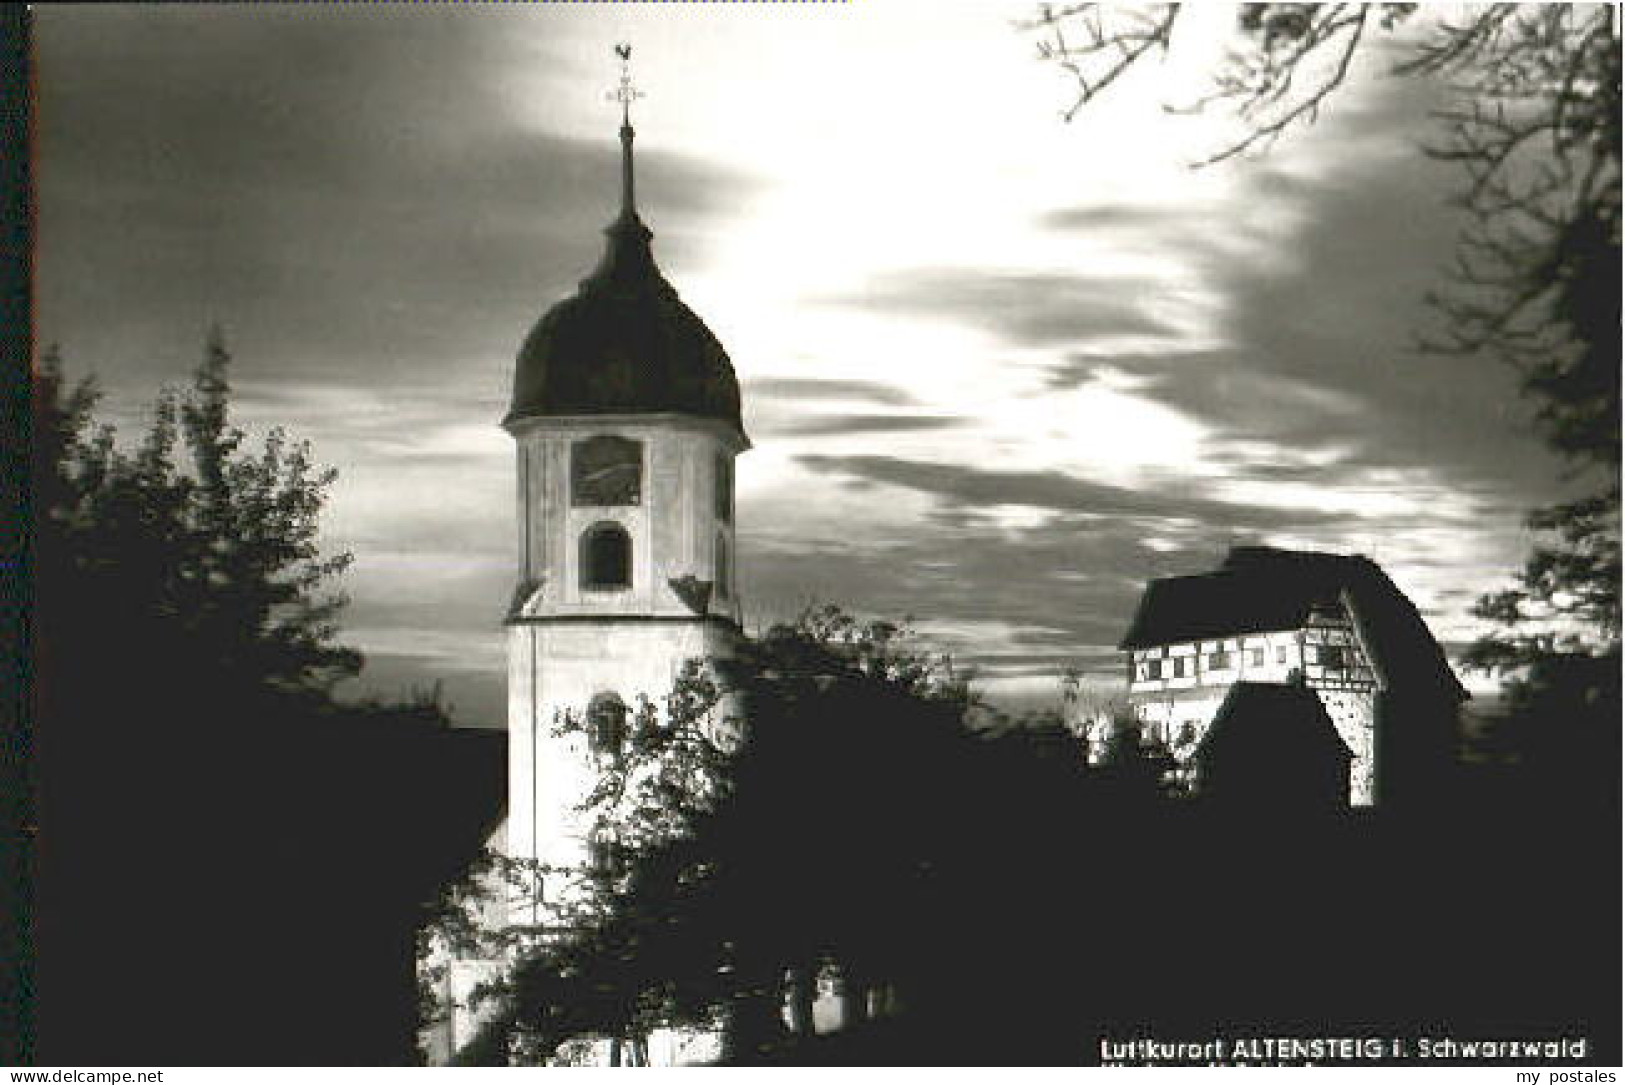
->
[587,42,654,290]
[506,40,744,435]
[610,43,644,222]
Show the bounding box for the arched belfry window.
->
[572,436,642,507]
[587,692,628,760]
[715,532,730,600]
[581,522,632,591]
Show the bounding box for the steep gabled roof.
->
[1194,681,1353,763]
[1120,546,1354,648]
[1120,545,1467,701]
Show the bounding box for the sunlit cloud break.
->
[35,3,1565,719]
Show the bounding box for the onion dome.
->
[504,69,743,435]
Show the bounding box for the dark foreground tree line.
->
[18,330,1619,1065]
[440,607,1618,1067]
[17,330,1618,1067]
[24,344,504,1064]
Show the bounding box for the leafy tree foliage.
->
[31,340,501,1064]
[37,332,360,705]
[432,603,1619,1065]
[448,607,1090,1063]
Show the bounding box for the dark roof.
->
[1119,553,1329,648]
[505,206,743,433]
[1120,545,1467,700]
[1194,681,1352,761]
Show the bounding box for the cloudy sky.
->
[34,3,1568,723]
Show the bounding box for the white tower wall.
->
[503,412,747,913]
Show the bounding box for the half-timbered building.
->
[1119,545,1467,806]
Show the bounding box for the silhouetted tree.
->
[448,597,1620,1065]
[37,333,360,705]
[31,340,503,1065]
[450,606,1005,1063]
[455,608,1278,1065]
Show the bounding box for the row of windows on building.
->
[569,434,732,523]
[1135,643,1349,682]
[579,522,731,598]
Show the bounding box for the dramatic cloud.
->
[761,414,968,439]
[823,267,1182,348]
[37,7,758,399]
[35,4,1565,716]
[744,378,922,407]
[794,454,1350,532]
[36,7,756,721]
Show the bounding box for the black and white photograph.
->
[10,1,1621,1069]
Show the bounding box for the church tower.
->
[501,49,748,919]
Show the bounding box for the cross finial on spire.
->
[607,43,644,218]
[610,43,643,128]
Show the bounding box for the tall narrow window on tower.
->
[714,452,732,523]
[587,829,622,878]
[572,435,643,506]
[581,522,632,590]
[715,532,729,599]
[587,692,629,760]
